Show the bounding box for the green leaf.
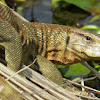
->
[92,61,100,68]
[52,0,91,12]
[58,63,90,77]
[52,0,100,14]
[64,0,91,12]
[92,61,100,73]
[89,15,100,23]
[95,28,100,34]
[81,25,99,30]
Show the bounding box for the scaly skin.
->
[0,1,100,84]
[0,18,23,100]
[0,18,22,72]
[0,2,100,99]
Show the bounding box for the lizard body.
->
[0,1,100,91]
[0,3,100,64]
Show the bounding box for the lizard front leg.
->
[0,19,22,72]
[36,55,64,86]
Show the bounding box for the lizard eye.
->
[85,36,92,41]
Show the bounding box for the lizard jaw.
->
[46,48,85,65]
[72,44,100,59]
[85,47,100,58]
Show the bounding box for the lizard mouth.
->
[51,60,66,65]
[0,46,7,66]
[67,45,87,59]
[72,43,100,59]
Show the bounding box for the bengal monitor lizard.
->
[0,1,100,92]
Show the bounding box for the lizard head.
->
[65,27,100,64]
[46,26,100,65]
